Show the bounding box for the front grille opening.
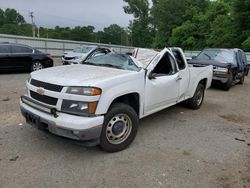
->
[31,79,63,92]
[30,90,58,106]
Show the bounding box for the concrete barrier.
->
[0,34,135,57]
[0,34,249,61]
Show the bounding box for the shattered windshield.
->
[73,46,94,53]
[196,49,237,64]
[83,53,140,71]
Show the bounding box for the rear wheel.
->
[31,61,43,72]
[100,103,139,152]
[186,83,205,110]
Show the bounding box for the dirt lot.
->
[0,70,249,188]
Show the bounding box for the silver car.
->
[62,45,112,65]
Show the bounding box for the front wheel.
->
[239,75,245,85]
[100,103,139,152]
[31,61,43,72]
[186,83,205,110]
[222,72,233,91]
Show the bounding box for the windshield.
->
[196,49,236,64]
[83,53,140,71]
[73,46,94,53]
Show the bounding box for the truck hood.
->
[188,59,232,68]
[31,64,134,86]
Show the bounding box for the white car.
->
[20,47,213,152]
[62,45,111,65]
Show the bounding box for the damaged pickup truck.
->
[20,47,213,152]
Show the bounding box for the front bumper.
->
[212,72,230,83]
[20,98,104,141]
[62,58,81,65]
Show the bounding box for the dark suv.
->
[188,48,247,90]
[0,42,53,72]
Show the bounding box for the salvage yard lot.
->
[0,72,249,188]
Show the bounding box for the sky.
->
[0,0,133,31]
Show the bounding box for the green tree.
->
[232,0,250,45]
[123,0,153,47]
[170,21,198,50]
[2,8,25,25]
[206,15,236,48]
[102,24,124,45]
[242,37,250,51]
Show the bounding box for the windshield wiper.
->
[83,61,122,69]
[83,61,97,66]
[98,63,122,69]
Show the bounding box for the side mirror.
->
[191,55,196,59]
[148,72,157,80]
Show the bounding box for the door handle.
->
[176,76,182,81]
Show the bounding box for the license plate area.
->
[26,112,40,126]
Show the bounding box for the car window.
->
[11,45,33,53]
[240,50,247,64]
[152,52,177,75]
[0,45,11,53]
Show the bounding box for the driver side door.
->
[144,48,180,115]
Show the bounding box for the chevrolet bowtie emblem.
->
[36,87,45,95]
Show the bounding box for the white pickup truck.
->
[20,47,213,152]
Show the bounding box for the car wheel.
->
[222,72,233,91]
[100,103,139,152]
[186,83,205,110]
[31,61,43,72]
[239,75,245,85]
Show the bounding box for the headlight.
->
[214,67,228,73]
[61,100,98,115]
[66,87,101,96]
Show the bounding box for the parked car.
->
[20,47,212,152]
[246,61,250,76]
[62,45,112,65]
[188,48,247,90]
[0,42,53,72]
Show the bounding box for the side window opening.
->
[152,52,176,75]
[0,45,11,53]
[11,45,33,53]
[173,50,186,70]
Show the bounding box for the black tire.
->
[31,61,44,72]
[186,83,205,110]
[100,103,139,152]
[222,72,233,91]
[239,75,245,85]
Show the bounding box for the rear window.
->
[11,45,33,53]
[0,45,11,53]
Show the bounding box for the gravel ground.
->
[0,67,249,188]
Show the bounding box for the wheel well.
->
[32,59,42,63]
[199,78,207,88]
[109,93,140,115]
